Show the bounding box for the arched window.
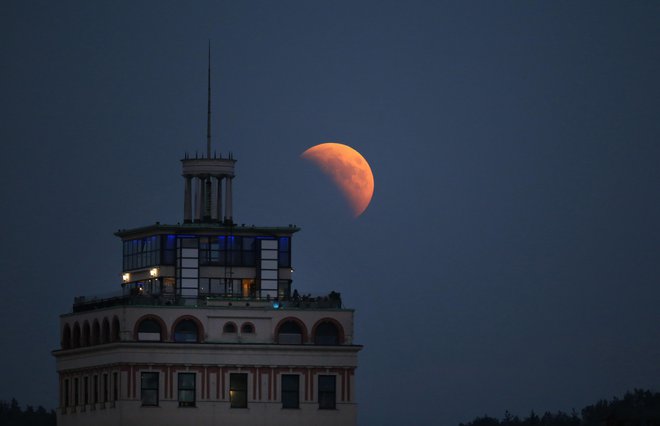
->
[173,319,199,342]
[101,318,110,344]
[313,321,342,345]
[72,323,81,348]
[277,319,304,344]
[82,321,91,347]
[92,320,100,345]
[223,322,237,333]
[137,318,163,341]
[241,323,254,334]
[111,316,120,342]
[62,324,72,350]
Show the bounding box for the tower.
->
[52,56,361,426]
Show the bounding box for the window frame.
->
[281,374,300,409]
[140,372,159,407]
[318,375,336,410]
[178,372,196,407]
[229,373,248,409]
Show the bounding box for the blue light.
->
[272,301,280,309]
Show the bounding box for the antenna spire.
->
[207,40,212,158]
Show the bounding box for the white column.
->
[184,176,192,223]
[194,177,203,222]
[215,176,223,222]
[224,177,233,223]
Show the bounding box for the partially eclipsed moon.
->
[301,142,374,217]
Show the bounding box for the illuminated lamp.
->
[149,268,159,277]
[122,273,130,283]
[272,301,280,309]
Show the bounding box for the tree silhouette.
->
[0,399,55,426]
[459,389,660,426]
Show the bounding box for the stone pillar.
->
[195,177,203,223]
[215,176,223,222]
[203,177,212,221]
[225,177,233,223]
[183,175,192,223]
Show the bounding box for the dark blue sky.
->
[2,2,659,425]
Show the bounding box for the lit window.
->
[318,375,336,409]
[281,375,299,409]
[178,373,196,407]
[141,372,158,406]
[230,373,248,408]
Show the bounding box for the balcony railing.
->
[72,290,343,312]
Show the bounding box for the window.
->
[174,319,198,342]
[314,321,340,345]
[137,318,162,341]
[200,236,257,267]
[178,373,196,407]
[318,375,336,409]
[278,320,303,344]
[123,235,162,271]
[281,375,299,409]
[241,323,254,334]
[278,237,291,267]
[84,376,89,405]
[74,378,79,406]
[229,373,248,408]
[223,322,237,333]
[93,375,98,404]
[141,372,159,406]
[103,374,108,403]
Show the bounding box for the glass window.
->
[230,373,248,408]
[178,373,196,407]
[223,322,237,333]
[137,318,162,341]
[318,375,336,409]
[174,319,198,342]
[278,237,291,267]
[281,375,299,409]
[314,321,340,345]
[278,320,303,344]
[141,372,159,406]
[241,323,254,334]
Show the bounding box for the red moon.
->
[301,142,375,217]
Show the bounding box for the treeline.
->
[460,389,660,426]
[0,399,55,426]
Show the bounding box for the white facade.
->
[54,303,359,426]
[53,148,361,425]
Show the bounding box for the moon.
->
[301,142,374,217]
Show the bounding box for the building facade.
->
[52,148,361,425]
